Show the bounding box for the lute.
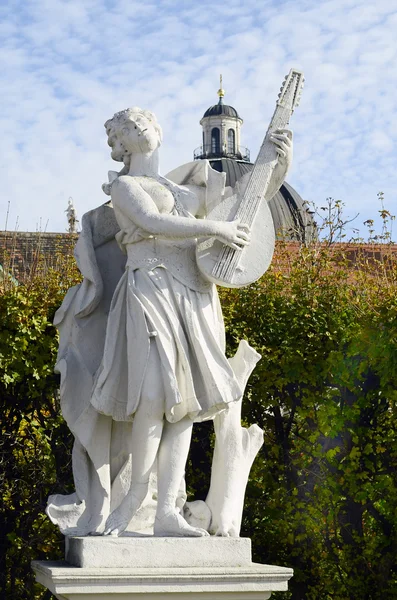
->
[196,68,304,288]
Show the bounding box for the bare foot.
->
[154,510,210,537]
[210,519,239,537]
[104,483,148,536]
[214,526,231,537]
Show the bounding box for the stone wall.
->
[1,230,396,285]
[0,231,77,283]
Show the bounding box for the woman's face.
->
[118,114,159,156]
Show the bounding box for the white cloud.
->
[0,0,396,237]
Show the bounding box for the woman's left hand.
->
[264,128,293,201]
[270,128,293,173]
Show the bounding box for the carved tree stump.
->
[206,340,264,536]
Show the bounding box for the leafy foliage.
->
[0,241,79,598]
[217,211,397,600]
[2,202,397,599]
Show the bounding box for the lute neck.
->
[239,103,291,217]
[212,104,292,283]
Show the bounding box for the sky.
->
[1,0,397,237]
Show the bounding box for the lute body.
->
[196,187,276,288]
[196,69,304,288]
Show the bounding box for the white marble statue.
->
[65,197,79,234]
[46,106,292,538]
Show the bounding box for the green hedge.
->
[191,240,397,600]
[0,250,79,599]
[1,228,397,599]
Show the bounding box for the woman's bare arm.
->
[112,176,250,249]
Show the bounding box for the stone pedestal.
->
[32,537,293,600]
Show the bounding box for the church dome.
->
[202,103,240,119]
[201,77,242,121]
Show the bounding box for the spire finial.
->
[217,74,225,103]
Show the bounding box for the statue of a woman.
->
[46,107,292,538]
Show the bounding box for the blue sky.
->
[1,0,397,236]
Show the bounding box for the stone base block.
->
[65,536,252,568]
[32,560,293,600]
[32,537,293,600]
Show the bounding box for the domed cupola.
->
[194,76,250,161]
[202,102,240,119]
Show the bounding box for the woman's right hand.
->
[215,219,251,250]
